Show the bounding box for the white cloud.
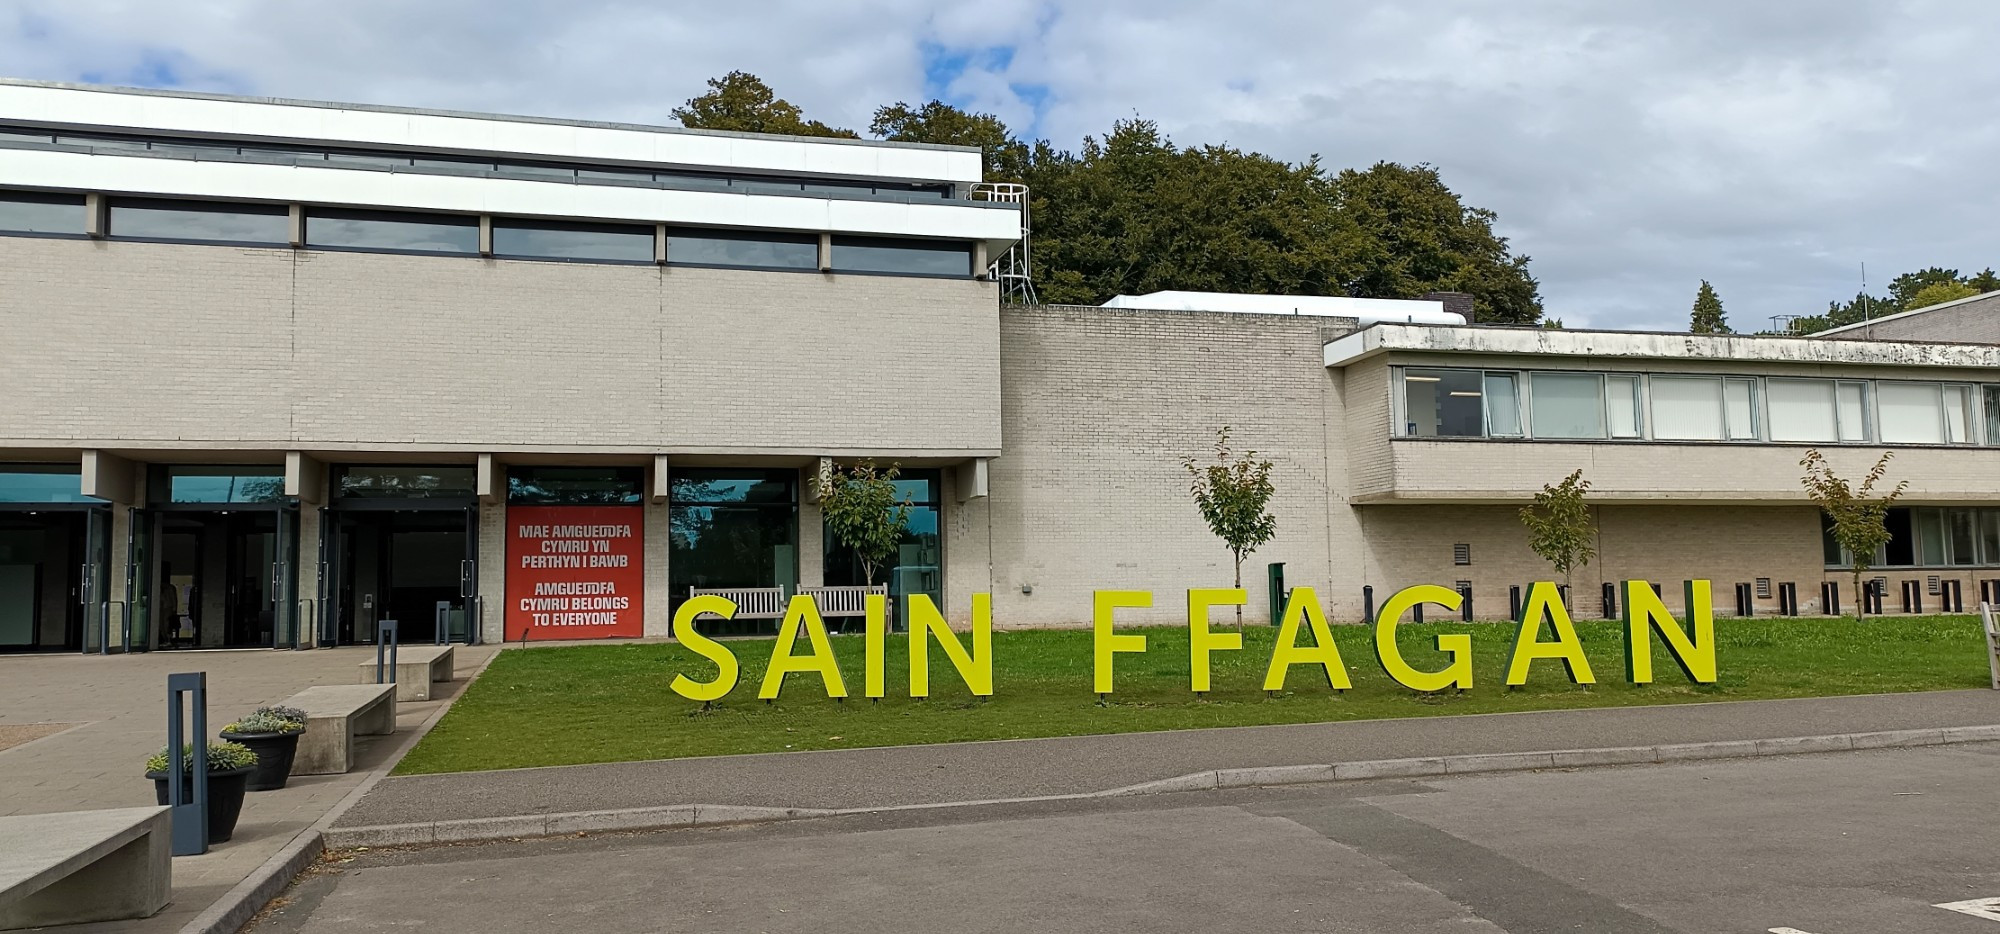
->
[6,0,1999,330]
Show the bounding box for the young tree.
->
[1905,280,1979,310]
[1520,469,1595,595]
[1182,427,1278,626]
[816,461,913,590]
[672,71,857,139]
[1689,280,1730,334]
[1800,449,1907,621]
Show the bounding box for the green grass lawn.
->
[398,614,1991,775]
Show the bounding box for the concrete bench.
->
[0,806,171,930]
[285,683,397,776]
[356,644,455,701]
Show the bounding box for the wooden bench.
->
[355,644,455,701]
[285,683,397,775]
[798,585,886,618]
[690,586,786,619]
[0,806,170,930]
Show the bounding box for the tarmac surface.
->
[256,741,2000,933]
[336,688,2000,825]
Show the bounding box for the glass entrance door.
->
[334,509,472,644]
[79,507,111,653]
[156,511,282,649]
[126,507,153,651]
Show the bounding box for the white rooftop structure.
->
[1100,290,1466,325]
[1324,322,2000,369]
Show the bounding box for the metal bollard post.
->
[1459,584,1473,622]
[1601,582,1617,620]
[375,619,400,684]
[1361,585,1375,625]
[166,672,209,856]
[1508,585,1522,622]
[1412,600,1424,624]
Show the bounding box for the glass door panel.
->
[80,508,110,653]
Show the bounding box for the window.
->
[1915,508,1948,566]
[0,191,83,234]
[1528,372,1605,439]
[1948,508,1978,566]
[1650,377,1726,440]
[0,466,98,504]
[1484,373,1523,437]
[491,220,654,263]
[149,466,285,505]
[1836,382,1869,442]
[1943,385,1974,443]
[1606,376,1641,438]
[824,469,943,613]
[1986,386,2000,447]
[1825,505,2000,569]
[1981,510,2000,565]
[665,228,818,269]
[1877,382,1946,444]
[1401,369,1486,437]
[1724,379,1758,440]
[306,208,478,254]
[505,467,642,505]
[109,198,289,245]
[829,237,972,277]
[1767,379,1838,442]
[669,468,799,634]
[334,466,477,499]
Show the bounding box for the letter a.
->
[1373,585,1472,691]
[1623,580,1717,684]
[670,594,741,702]
[1505,581,1596,686]
[758,594,848,700]
[1262,587,1351,691]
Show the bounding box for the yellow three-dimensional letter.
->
[758,595,847,700]
[1262,587,1351,691]
[1623,580,1716,684]
[909,593,994,697]
[1505,581,1596,686]
[1093,591,1150,694]
[670,594,741,702]
[1373,584,1472,692]
[1187,588,1245,693]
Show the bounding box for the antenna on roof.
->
[1861,261,1871,322]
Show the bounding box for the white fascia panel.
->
[1323,322,2000,370]
[0,149,1019,243]
[0,83,983,184]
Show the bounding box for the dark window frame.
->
[664,227,820,273]
[489,218,657,265]
[0,190,86,237]
[828,235,974,279]
[107,196,291,247]
[304,207,480,257]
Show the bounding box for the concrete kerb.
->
[320,723,2000,850]
[175,647,503,934]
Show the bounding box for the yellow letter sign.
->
[909,593,994,697]
[757,594,848,700]
[669,594,741,702]
[1262,587,1351,692]
[1505,581,1596,686]
[1093,591,1150,694]
[1373,585,1472,691]
[1187,588,1245,693]
[1623,580,1717,684]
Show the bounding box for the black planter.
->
[220,729,302,791]
[147,766,252,843]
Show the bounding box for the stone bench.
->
[285,683,397,776]
[356,644,456,701]
[0,806,171,930]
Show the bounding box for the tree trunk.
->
[1853,568,1865,623]
[1233,553,1244,628]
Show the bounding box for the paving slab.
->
[337,688,2000,826]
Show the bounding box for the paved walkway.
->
[0,644,497,933]
[336,688,2000,826]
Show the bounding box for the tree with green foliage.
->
[1689,280,1730,333]
[672,71,857,139]
[1520,469,1594,594]
[816,461,913,589]
[1182,427,1278,626]
[1800,449,1906,621]
[1329,161,1543,324]
[871,99,1028,181]
[1906,280,1980,310]
[1887,267,1963,308]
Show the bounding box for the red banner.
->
[505,505,644,640]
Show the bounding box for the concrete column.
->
[478,500,507,643]
[288,204,305,247]
[478,215,494,257]
[798,467,823,590]
[954,458,989,502]
[817,233,833,272]
[85,193,107,238]
[654,224,668,264]
[476,454,500,504]
[644,497,673,638]
[285,451,326,504]
[973,241,988,278]
[81,450,136,504]
[296,504,320,648]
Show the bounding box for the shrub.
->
[145,741,258,774]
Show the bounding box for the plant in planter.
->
[220,705,308,791]
[143,740,258,843]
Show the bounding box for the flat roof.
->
[1812,290,2000,338]
[1324,322,2000,369]
[0,79,984,185]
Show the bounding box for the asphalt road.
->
[254,742,2000,933]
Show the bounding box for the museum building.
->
[3,79,1999,653]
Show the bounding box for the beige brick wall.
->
[981,305,1356,627]
[1818,293,2000,344]
[0,237,1000,457]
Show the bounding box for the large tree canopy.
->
[675,74,1545,323]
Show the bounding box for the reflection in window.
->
[1767,379,1838,442]
[1651,377,1726,440]
[110,198,289,244]
[1606,376,1641,438]
[665,228,818,269]
[1943,385,1973,443]
[824,470,942,615]
[491,220,654,263]
[1401,369,1485,437]
[1528,372,1605,439]
[334,466,477,499]
[829,237,971,276]
[150,466,286,505]
[1837,382,1870,442]
[306,209,478,254]
[668,468,798,634]
[0,191,83,234]
[1484,373,1522,436]
[505,467,642,505]
[0,466,98,504]
[1877,382,1945,444]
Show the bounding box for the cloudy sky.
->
[5,0,1996,330]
